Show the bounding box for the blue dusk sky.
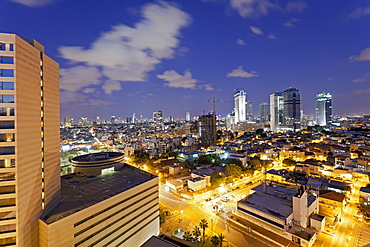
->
[1,0,370,121]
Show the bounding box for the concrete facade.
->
[0,33,60,246]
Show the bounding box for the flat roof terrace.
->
[239,192,293,220]
[42,165,157,224]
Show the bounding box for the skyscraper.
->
[234,90,246,123]
[185,111,190,121]
[198,114,216,147]
[270,92,283,131]
[259,102,269,123]
[246,101,253,121]
[0,33,60,246]
[316,92,332,126]
[282,87,301,130]
[153,110,163,123]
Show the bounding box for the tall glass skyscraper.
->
[316,92,332,126]
[234,90,246,123]
[270,92,283,131]
[259,102,269,123]
[282,87,301,130]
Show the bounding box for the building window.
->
[9,44,14,51]
[0,147,15,155]
[0,133,15,142]
[0,95,14,103]
[0,159,15,168]
[0,108,14,116]
[0,44,5,51]
[0,82,14,90]
[0,121,14,129]
[0,69,14,77]
[0,172,15,181]
[0,56,14,64]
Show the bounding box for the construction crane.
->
[208,98,229,115]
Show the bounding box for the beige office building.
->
[0,33,61,246]
[1,33,160,246]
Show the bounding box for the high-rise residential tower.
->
[185,111,190,121]
[270,92,283,131]
[234,90,246,123]
[0,33,60,246]
[246,101,253,121]
[259,102,269,123]
[198,114,216,147]
[316,92,332,126]
[282,87,301,130]
[153,110,163,123]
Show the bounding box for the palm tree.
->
[218,233,226,247]
[183,231,193,242]
[210,235,220,247]
[199,218,209,245]
[192,226,201,244]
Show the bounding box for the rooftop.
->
[42,165,156,224]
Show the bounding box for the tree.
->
[198,155,212,165]
[183,231,194,242]
[248,156,262,170]
[210,172,225,186]
[283,158,296,167]
[199,218,209,245]
[225,163,243,178]
[183,160,195,171]
[211,235,220,247]
[192,226,201,244]
[218,233,226,247]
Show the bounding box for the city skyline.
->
[2,0,370,120]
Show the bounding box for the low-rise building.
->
[39,164,159,247]
[188,177,206,191]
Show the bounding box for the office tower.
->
[282,87,301,130]
[110,115,116,124]
[185,111,190,121]
[63,117,73,127]
[0,33,60,246]
[234,90,246,123]
[316,92,332,126]
[153,110,163,123]
[246,101,253,120]
[259,102,269,123]
[270,92,283,131]
[198,114,216,147]
[132,113,136,123]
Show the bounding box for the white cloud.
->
[60,66,101,92]
[283,17,299,26]
[352,74,370,83]
[348,7,370,19]
[9,0,58,7]
[59,2,191,92]
[102,81,122,94]
[339,88,370,98]
[268,33,277,39]
[236,38,246,45]
[199,84,214,91]
[349,47,370,61]
[82,99,114,106]
[250,26,263,35]
[326,77,335,81]
[83,88,96,94]
[157,70,198,89]
[227,66,258,78]
[285,0,307,13]
[230,0,278,18]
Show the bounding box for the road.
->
[159,175,273,246]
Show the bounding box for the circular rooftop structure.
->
[71,152,125,175]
